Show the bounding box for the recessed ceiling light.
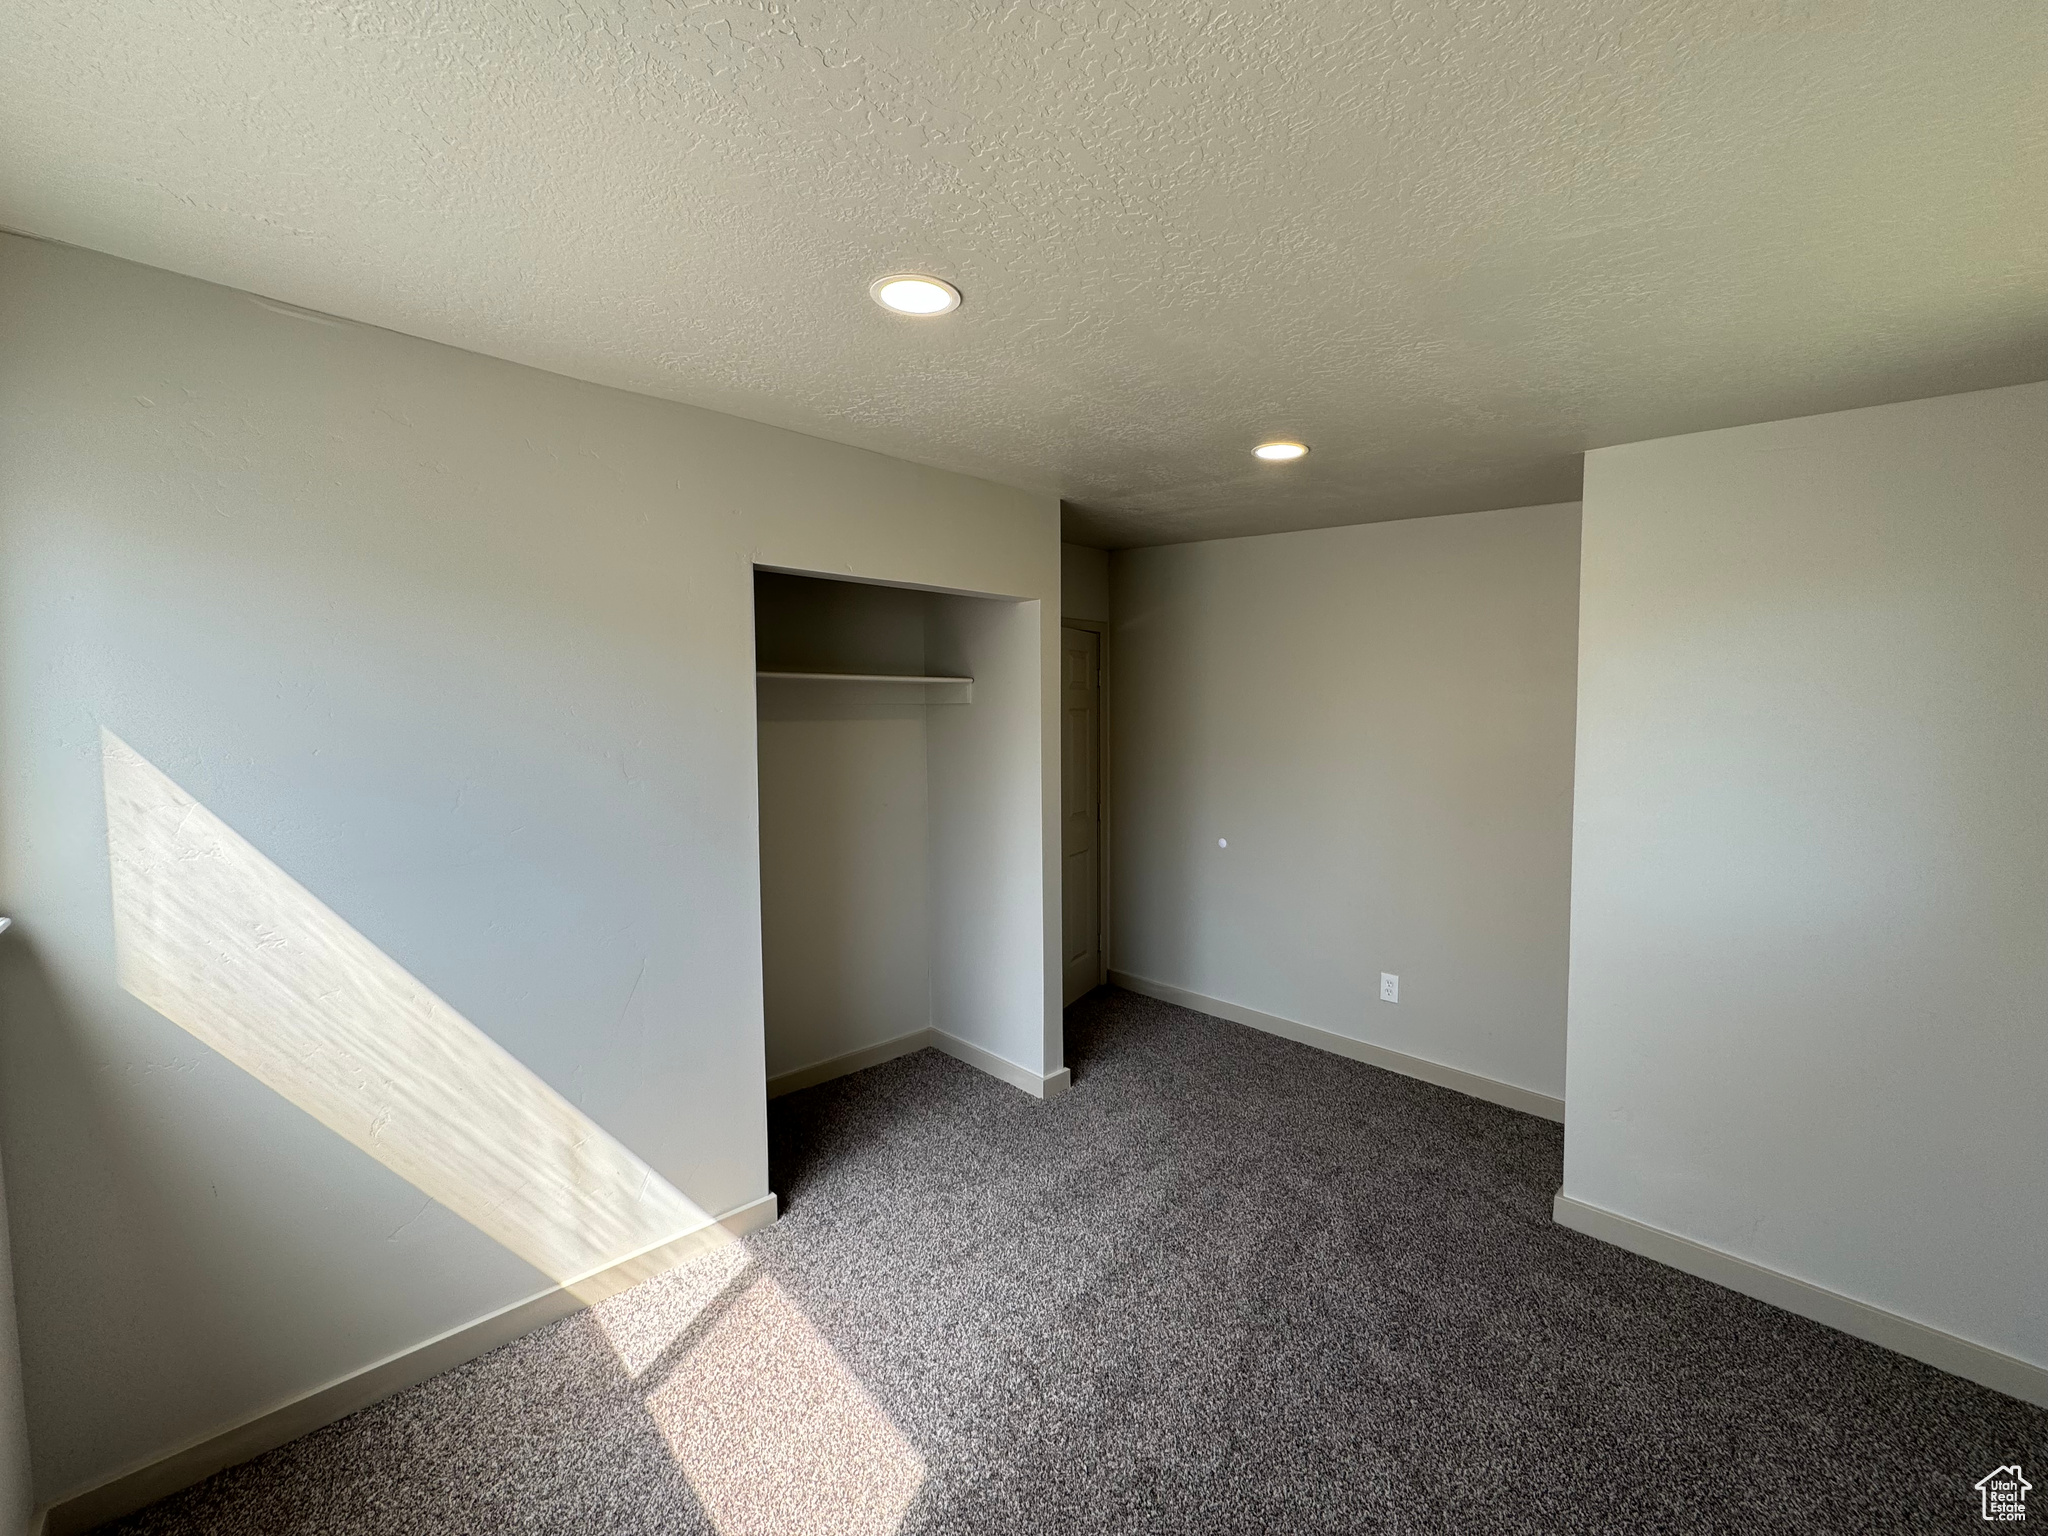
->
[870,274,962,316]
[1253,440,1308,462]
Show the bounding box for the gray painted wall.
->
[1061,544,1110,623]
[756,576,932,1080]
[0,233,1058,1501]
[758,690,931,1077]
[926,591,1060,1075]
[1109,504,1581,1100]
[0,1154,31,1536]
[1566,382,2048,1373]
[754,575,1051,1082]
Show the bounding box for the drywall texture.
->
[0,1156,32,1536]
[1566,383,2048,1377]
[1110,504,1580,1100]
[755,575,1046,1083]
[756,576,933,1080]
[1061,544,1110,624]
[4,4,2042,546]
[0,233,1058,1503]
[926,593,1059,1076]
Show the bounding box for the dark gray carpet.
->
[104,987,2043,1535]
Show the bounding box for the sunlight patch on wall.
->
[103,729,717,1297]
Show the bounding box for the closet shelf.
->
[756,669,973,704]
[756,671,973,684]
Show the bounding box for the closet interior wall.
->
[756,572,932,1083]
[755,571,1052,1092]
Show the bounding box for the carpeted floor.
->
[105,987,2043,1535]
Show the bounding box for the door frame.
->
[1060,618,1111,997]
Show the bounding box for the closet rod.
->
[755,671,973,684]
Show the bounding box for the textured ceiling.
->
[4,2,2042,547]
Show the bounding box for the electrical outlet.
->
[1380,972,1399,1003]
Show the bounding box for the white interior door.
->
[1061,625,1103,1006]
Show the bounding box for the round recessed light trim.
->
[870,274,962,316]
[1253,440,1309,462]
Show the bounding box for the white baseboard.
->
[928,1030,1070,1099]
[766,1028,934,1098]
[769,1028,1069,1101]
[40,1194,780,1536]
[1109,970,1563,1123]
[1553,1193,2048,1409]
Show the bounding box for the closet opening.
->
[754,567,1066,1110]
